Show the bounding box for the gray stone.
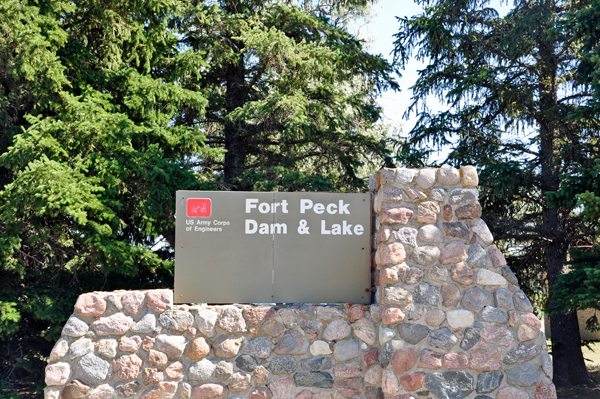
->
[159,310,194,333]
[459,328,480,350]
[115,382,143,397]
[75,353,110,385]
[353,317,377,345]
[541,352,553,379]
[501,267,519,286]
[431,188,448,202]
[393,227,418,247]
[378,341,393,368]
[476,371,503,394]
[270,356,298,374]
[503,343,541,365]
[479,306,508,324]
[449,189,479,205]
[494,288,513,309]
[406,304,425,320]
[189,359,216,382]
[62,316,89,337]
[411,246,441,266]
[398,264,424,285]
[513,290,534,313]
[279,308,299,328]
[383,286,413,306]
[333,340,359,361]
[461,287,491,313]
[397,323,430,345]
[301,356,333,372]
[322,319,350,341]
[214,361,234,382]
[97,339,118,359]
[293,372,334,388]
[428,327,458,350]
[467,244,490,268]
[506,363,541,387]
[156,335,187,359]
[242,337,272,359]
[413,282,441,305]
[438,165,461,185]
[424,371,474,399]
[429,264,449,282]
[274,330,309,355]
[442,222,471,241]
[70,338,93,359]
[194,308,218,337]
[396,168,418,184]
[475,396,492,399]
[299,304,316,319]
[236,354,259,372]
[316,306,345,320]
[132,313,156,333]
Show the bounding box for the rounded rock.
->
[74,293,107,318]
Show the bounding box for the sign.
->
[174,191,371,304]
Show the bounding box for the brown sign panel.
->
[174,191,371,304]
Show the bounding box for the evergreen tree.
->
[176,0,399,191]
[394,0,599,386]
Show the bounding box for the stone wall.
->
[45,166,557,399]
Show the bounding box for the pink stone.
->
[440,241,467,265]
[243,307,276,325]
[381,370,398,395]
[380,186,404,203]
[481,326,515,346]
[535,382,557,399]
[323,319,351,341]
[45,363,70,386]
[382,307,405,325]
[148,350,168,367]
[269,378,294,399]
[188,337,211,360]
[415,202,440,224]
[91,313,133,336]
[443,353,468,369]
[488,245,507,267]
[274,330,308,355]
[61,380,91,399]
[165,362,186,379]
[418,349,442,369]
[119,335,142,352]
[333,361,363,378]
[262,319,286,337]
[186,327,198,338]
[335,377,365,398]
[349,305,367,322]
[379,207,413,225]
[380,268,399,285]
[508,310,519,327]
[450,263,474,286]
[376,242,406,266]
[425,309,446,327]
[121,292,146,315]
[88,385,115,399]
[142,367,163,386]
[219,307,247,333]
[250,388,274,399]
[146,290,172,313]
[402,187,427,202]
[398,265,424,285]
[400,372,424,392]
[497,386,530,399]
[363,348,379,368]
[522,313,542,329]
[294,390,311,399]
[469,348,502,371]
[113,354,143,380]
[441,283,461,307]
[192,384,228,399]
[518,324,540,342]
[140,382,178,399]
[417,225,444,243]
[74,293,107,318]
[142,336,155,351]
[455,203,482,219]
[253,366,270,385]
[443,205,453,221]
[461,287,491,313]
[377,227,391,244]
[391,349,419,374]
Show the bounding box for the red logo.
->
[187,198,212,217]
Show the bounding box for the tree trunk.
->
[223,43,247,190]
